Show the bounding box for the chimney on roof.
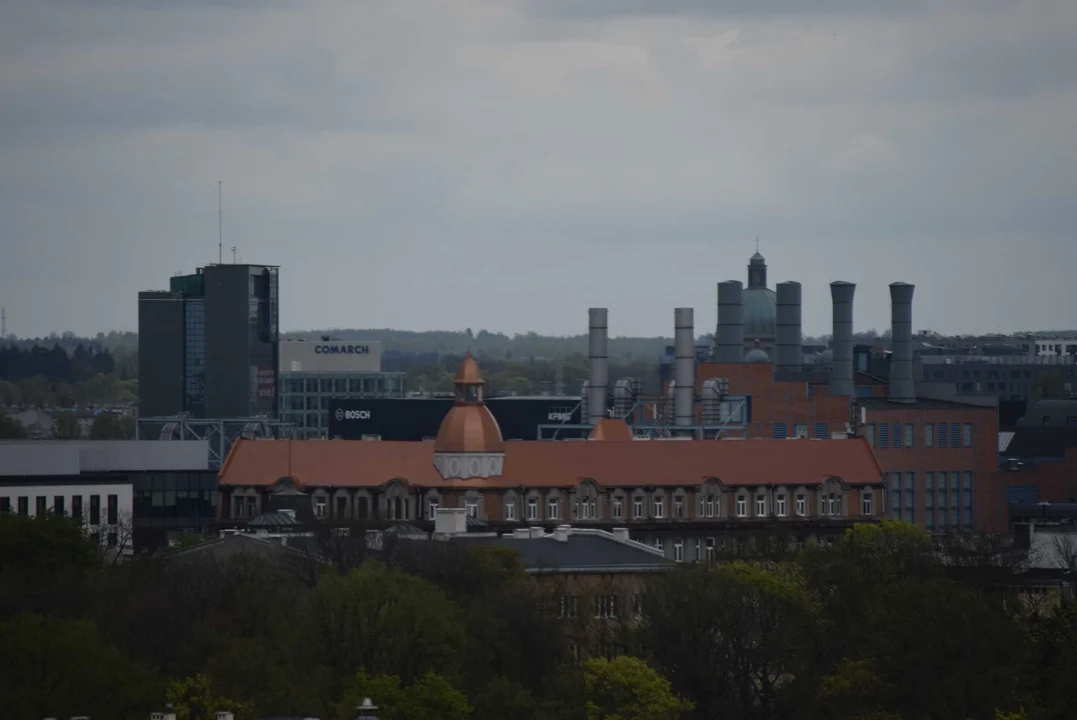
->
[554,524,571,542]
[612,527,630,543]
[716,281,744,362]
[588,308,609,424]
[529,526,544,539]
[674,308,695,428]
[830,281,856,397]
[774,281,802,376]
[512,528,530,539]
[433,507,468,536]
[888,283,916,403]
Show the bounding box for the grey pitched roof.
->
[450,531,673,573]
[248,511,304,527]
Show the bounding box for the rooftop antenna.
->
[755,236,760,253]
[1,306,5,337]
[231,245,237,264]
[218,181,223,265]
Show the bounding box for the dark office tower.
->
[138,264,279,419]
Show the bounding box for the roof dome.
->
[745,347,771,363]
[433,353,504,454]
[817,348,834,367]
[743,286,777,340]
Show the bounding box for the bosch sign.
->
[315,344,370,355]
[335,408,371,421]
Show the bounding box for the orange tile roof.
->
[220,437,884,490]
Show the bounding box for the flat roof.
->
[858,396,998,411]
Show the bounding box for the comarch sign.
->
[315,344,371,355]
[280,340,382,373]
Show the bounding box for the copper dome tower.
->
[433,353,506,480]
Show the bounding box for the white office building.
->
[279,339,406,439]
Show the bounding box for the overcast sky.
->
[2,0,1075,340]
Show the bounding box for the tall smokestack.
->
[775,281,802,376]
[829,281,856,397]
[716,281,744,363]
[888,283,915,403]
[674,308,695,427]
[588,308,609,422]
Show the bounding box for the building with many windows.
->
[217,355,887,560]
[278,339,405,438]
[138,263,280,419]
[0,439,215,553]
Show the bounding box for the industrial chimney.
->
[888,283,916,403]
[716,281,744,363]
[829,281,856,397]
[774,281,802,376]
[588,308,609,422]
[674,308,695,427]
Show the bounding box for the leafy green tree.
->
[337,670,471,720]
[53,412,82,439]
[0,614,159,720]
[305,561,464,684]
[0,407,27,438]
[0,512,99,574]
[17,373,55,406]
[166,673,253,720]
[584,656,693,720]
[90,412,135,439]
[0,378,21,405]
[1025,601,1077,719]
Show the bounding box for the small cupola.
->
[433,353,506,480]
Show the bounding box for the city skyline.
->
[2,0,1075,338]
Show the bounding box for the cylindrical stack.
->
[888,283,916,403]
[716,281,744,363]
[830,281,856,397]
[774,282,802,375]
[674,308,695,427]
[587,308,609,422]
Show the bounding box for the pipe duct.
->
[674,308,695,427]
[829,281,856,397]
[587,308,609,422]
[716,281,744,363]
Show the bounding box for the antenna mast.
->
[231,246,237,264]
[1,307,5,337]
[218,181,223,265]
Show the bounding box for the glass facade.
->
[279,371,406,438]
[132,470,218,551]
[184,298,206,416]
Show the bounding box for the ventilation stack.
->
[674,308,695,427]
[829,281,856,397]
[716,281,744,363]
[888,283,916,403]
[613,378,635,419]
[774,281,802,376]
[587,308,609,422]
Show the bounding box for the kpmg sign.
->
[280,340,382,373]
[315,344,371,355]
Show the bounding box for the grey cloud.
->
[523,0,930,20]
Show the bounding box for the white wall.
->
[0,440,209,475]
[0,480,135,554]
[279,340,382,373]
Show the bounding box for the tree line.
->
[1,514,1073,720]
[0,342,137,410]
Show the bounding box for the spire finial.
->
[755,236,760,253]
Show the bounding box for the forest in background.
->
[1,514,1073,720]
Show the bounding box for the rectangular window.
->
[756,496,766,517]
[466,498,479,519]
[795,494,806,516]
[674,496,684,518]
[963,423,973,448]
[963,471,974,528]
[862,492,873,515]
[36,496,46,516]
[866,424,876,447]
[904,473,915,520]
[705,537,715,560]
[694,538,702,561]
[547,497,559,520]
[585,498,596,520]
[89,495,100,524]
[54,496,65,516]
[937,422,948,448]
[776,495,787,517]
[774,422,788,439]
[18,496,28,515]
[815,422,829,439]
[0,497,9,514]
[950,424,961,448]
[247,496,258,518]
[673,538,684,562]
[613,497,624,520]
[233,495,244,518]
[527,497,539,521]
[889,473,901,520]
[107,531,118,548]
[736,496,747,517]
[879,423,890,448]
[795,423,808,439]
[633,497,643,520]
[315,499,327,519]
[428,499,440,520]
[925,423,934,448]
[892,424,901,448]
[653,537,664,553]
[504,499,516,521]
[107,495,118,525]
[925,473,934,511]
[706,496,716,518]
[904,423,914,448]
[653,497,664,519]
